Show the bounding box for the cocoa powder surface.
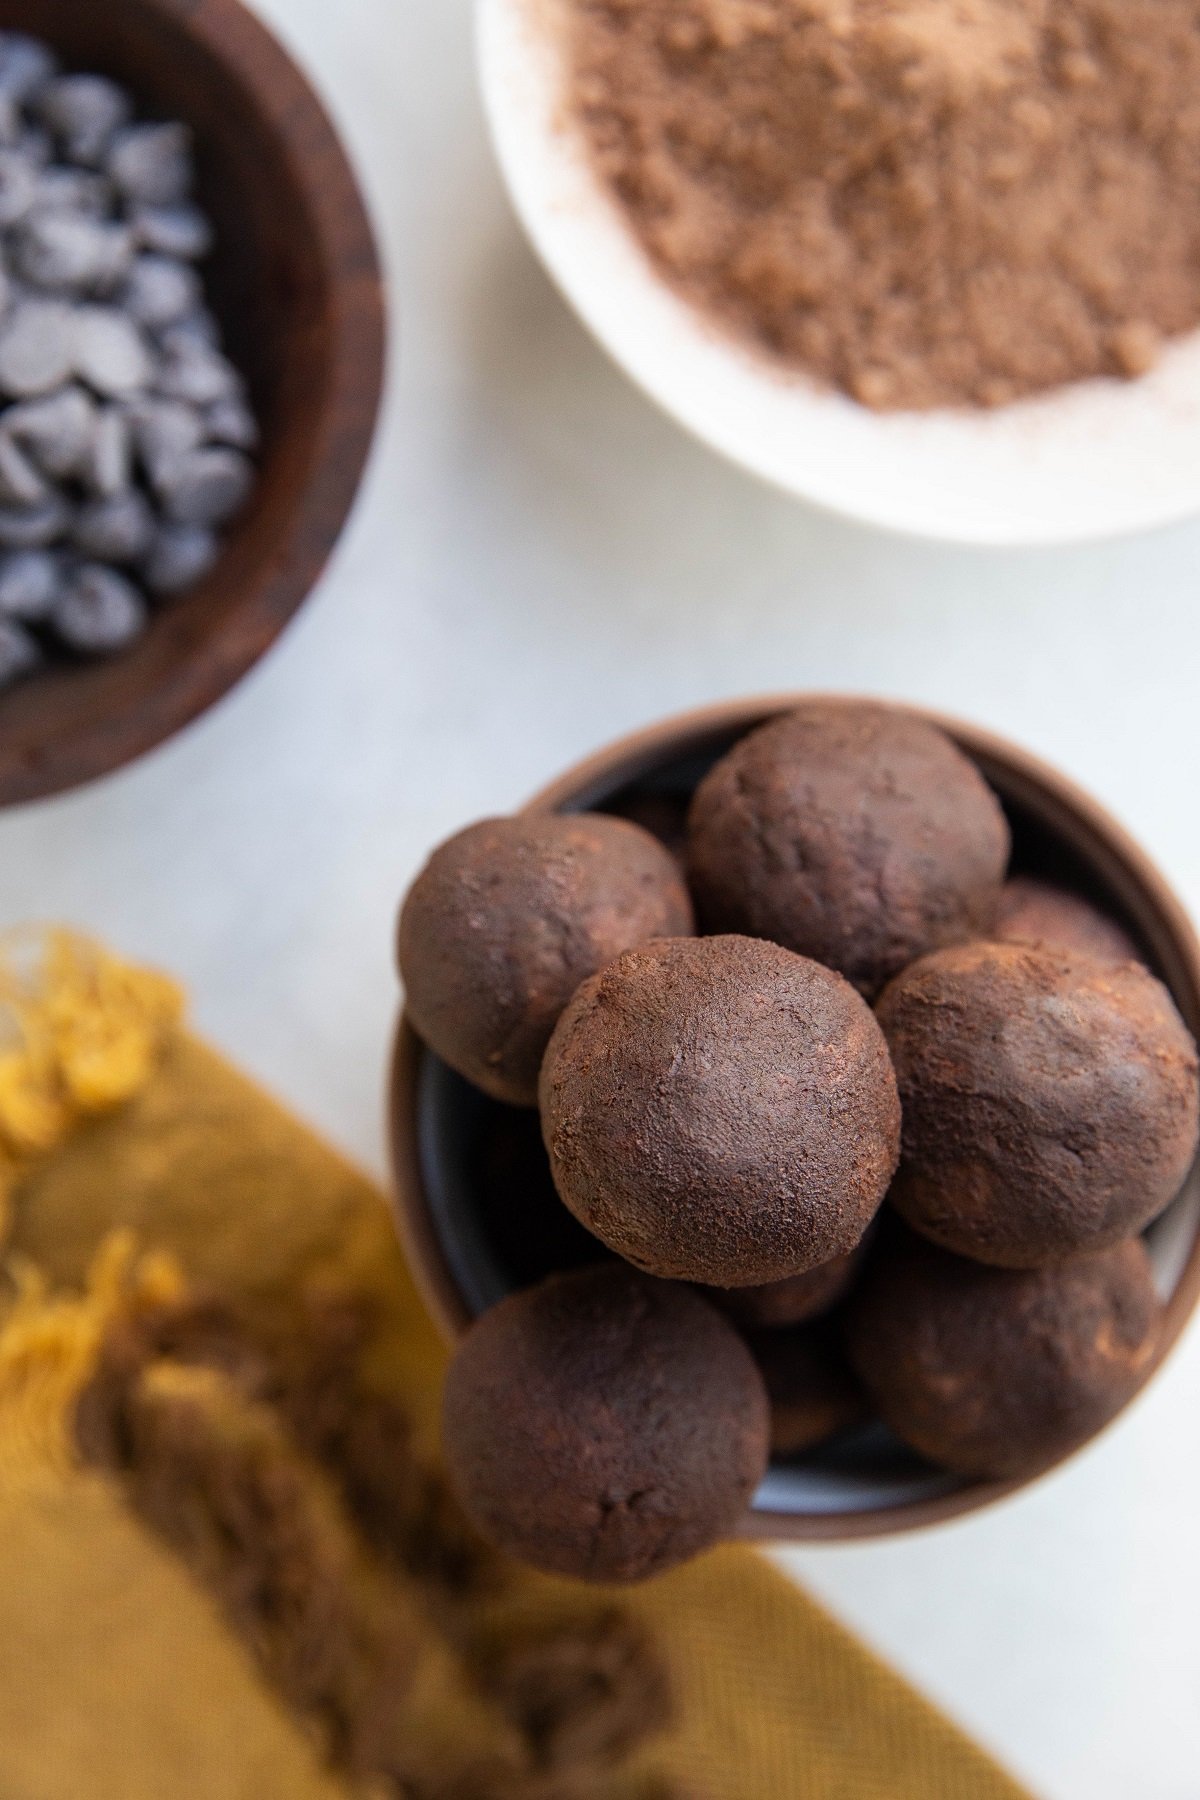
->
[563,0,1200,408]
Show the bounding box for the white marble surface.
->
[0,2,1197,1794]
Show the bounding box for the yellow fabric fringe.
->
[0,1235,355,1800]
[0,933,1036,1800]
[0,929,180,1245]
[0,1232,181,1492]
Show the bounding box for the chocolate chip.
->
[0,431,48,505]
[52,563,146,653]
[73,490,155,562]
[0,614,41,684]
[0,34,57,103]
[5,384,96,477]
[0,548,59,618]
[160,445,252,525]
[0,494,68,548]
[131,204,213,261]
[121,254,200,329]
[205,395,259,451]
[83,406,133,497]
[36,74,131,166]
[158,311,222,353]
[108,122,192,206]
[72,305,153,395]
[127,395,203,486]
[141,521,218,596]
[0,148,38,227]
[15,213,134,293]
[34,165,113,215]
[0,299,77,395]
[0,96,20,150]
[17,127,52,169]
[154,340,239,406]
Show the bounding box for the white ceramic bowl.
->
[478,0,1200,546]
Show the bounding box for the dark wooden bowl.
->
[389,696,1200,1543]
[0,0,385,804]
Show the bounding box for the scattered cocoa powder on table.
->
[563,0,1200,409]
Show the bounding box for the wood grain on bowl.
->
[0,0,385,804]
[389,696,1200,1543]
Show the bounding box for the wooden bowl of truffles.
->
[389,697,1200,1567]
[0,0,384,804]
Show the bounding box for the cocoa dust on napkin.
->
[564,0,1200,408]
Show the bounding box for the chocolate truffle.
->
[539,935,901,1287]
[686,701,1010,995]
[398,813,694,1106]
[604,789,689,859]
[878,941,1200,1267]
[845,1232,1162,1480]
[749,1327,869,1460]
[706,1247,863,1330]
[995,875,1142,966]
[442,1266,769,1583]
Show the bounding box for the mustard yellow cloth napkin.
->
[0,934,1035,1800]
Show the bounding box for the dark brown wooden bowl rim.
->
[389,694,1200,1543]
[1,0,386,805]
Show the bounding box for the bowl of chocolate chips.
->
[391,697,1200,1577]
[0,1,384,804]
[480,0,1200,543]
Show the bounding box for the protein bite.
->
[687,702,1010,995]
[995,875,1142,966]
[398,813,694,1106]
[441,1265,770,1583]
[878,941,1200,1267]
[706,1247,863,1331]
[748,1326,869,1461]
[539,934,901,1287]
[845,1232,1163,1480]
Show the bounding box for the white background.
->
[0,3,1197,1795]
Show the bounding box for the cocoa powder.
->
[564,0,1200,408]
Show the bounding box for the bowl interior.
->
[0,0,382,803]
[398,706,1200,1536]
[480,0,1200,546]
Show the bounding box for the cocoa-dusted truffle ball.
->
[995,875,1142,966]
[878,941,1200,1267]
[398,814,694,1106]
[845,1232,1162,1479]
[749,1327,869,1460]
[442,1266,769,1583]
[540,935,900,1287]
[605,789,689,859]
[686,701,1010,995]
[707,1247,863,1330]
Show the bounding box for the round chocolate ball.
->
[749,1326,869,1460]
[686,701,1010,995]
[995,875,1141,966]
[845,1232,1162,1480]
[442,1266,770,1583]
[706,1246,863,1330]
[877,941,1200,1267]
[398,814,694,1106]
[539,935,901,1287]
